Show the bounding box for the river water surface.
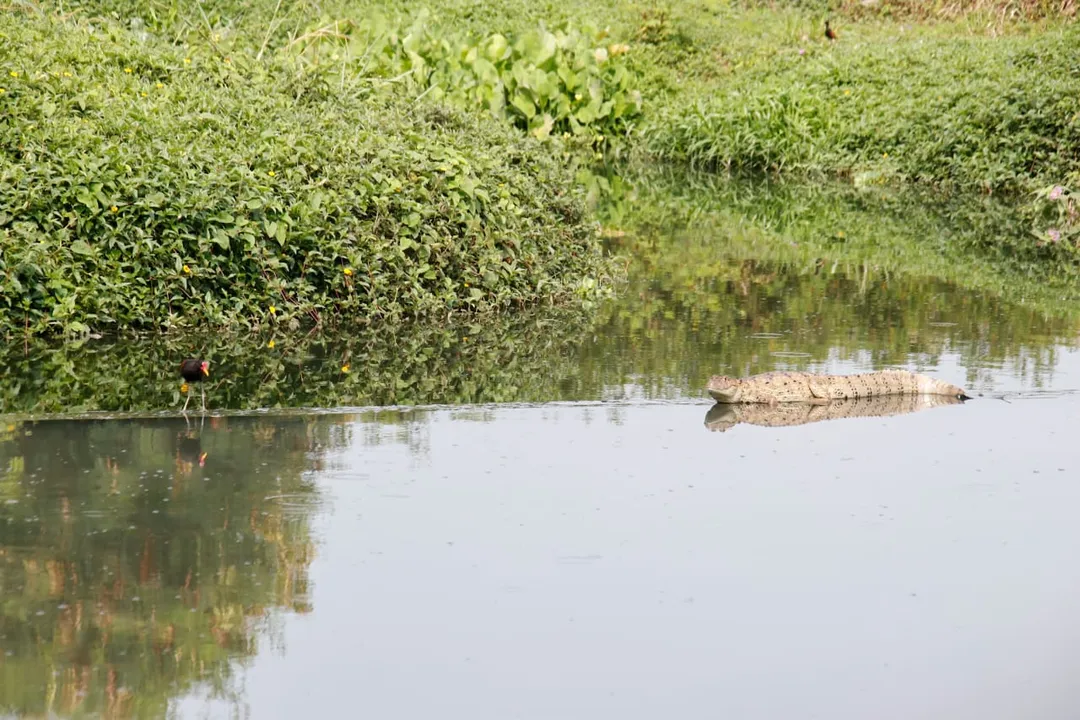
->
[2,179,1080,719]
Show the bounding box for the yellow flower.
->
[63,72,72,78]
[267,170,276,177]
[140,91,147,97]
[883,152,889,158]
[341,364,350,373]
[110,205,118,213]
[836,230,845,238]
[180,383,189,393]
[343,267,353,276]
[0,88,5,94]
[155,82,164,88]
[124,67,133,74]
[184,58,192,64]
[182,264,191,274]
[8,71,17,78]
[269,305,277,314]
[843,89,851,96]
[464,282,470,287]
[268,339,276,348]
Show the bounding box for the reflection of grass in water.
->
[597,166,1080,319]
[574,166,1080,396]
[4,169,1079,412]
[0,309,597,414]
[0,416,328,717]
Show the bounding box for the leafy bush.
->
[287,11,643,148]
[0,11,618,337]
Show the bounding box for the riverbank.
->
[0,9,619,336]
[3,0,1079,337]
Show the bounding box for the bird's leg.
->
[182,385,192,413]
[200,384,206,413]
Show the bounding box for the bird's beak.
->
[201,363,210,377]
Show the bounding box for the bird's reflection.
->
[175,414,208,475]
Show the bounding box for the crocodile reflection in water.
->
[704,393,966,432]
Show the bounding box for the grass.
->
[642,23,1080,195]
[3,0,1080,337]
[0,8,619,336]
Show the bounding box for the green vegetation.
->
[287,12,642,149]
[643,26,1080,194]
[0,10,618,336]
[3,0,1080,339]
[3,172,1078,416]
[597,166,1080,313]
[580,168,1080,397]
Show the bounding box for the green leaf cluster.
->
[288,11,642,148]
[0,11,618,336]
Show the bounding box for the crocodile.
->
[704,393,964,432]
[707,369,969,405]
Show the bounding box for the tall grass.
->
[643,25,1080,196]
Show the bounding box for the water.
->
[2,177,1080,718]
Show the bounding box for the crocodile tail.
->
[914,373,969,398]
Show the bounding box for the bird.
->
[179,358,210,412]
[825,20,837,40]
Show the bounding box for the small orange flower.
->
[180,383,189,393]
